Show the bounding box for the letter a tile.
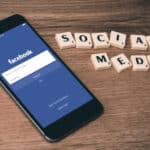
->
[130,35,148,50]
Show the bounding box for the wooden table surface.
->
[0,0,150,150]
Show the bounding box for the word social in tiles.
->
[55,31,150,73]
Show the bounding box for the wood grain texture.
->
[0,0,150,149]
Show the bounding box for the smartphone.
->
[0,14,104,142]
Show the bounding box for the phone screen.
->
[0,23,93,127]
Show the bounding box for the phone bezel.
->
[0,14,104,141]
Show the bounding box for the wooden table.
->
[0,1,150,150]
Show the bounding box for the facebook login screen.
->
[0,23,93,127]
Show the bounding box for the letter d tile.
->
[131,55,149,71]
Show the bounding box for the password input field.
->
[2,50,56,84]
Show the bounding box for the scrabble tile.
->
[146,55,150,65]
[111,54,132,73]
[90,53,111,70]
[130,55,149,71]
[110,31,127,49]
[55,32,75,49]
[130,35,148,50]
[146,36,150,49]
[91,32,110,48]
[74,33,92,49]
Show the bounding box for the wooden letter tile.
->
[90,53,111,70]
[130,55,149,71]
[130,35,148,50]
[111,54,132,73]
[110,31,127,49]
[146,36,150,49]
[147,55,150,64]
[74,33,92,49]
[92,32,110,49]
[55,32,75,49]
